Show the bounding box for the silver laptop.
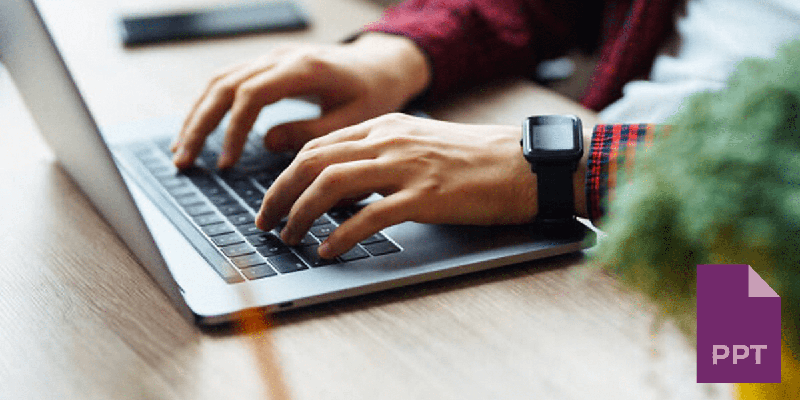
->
[0,0,593,324]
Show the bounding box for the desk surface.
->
[0,0,729,398]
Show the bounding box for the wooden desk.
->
[0,0,729,398]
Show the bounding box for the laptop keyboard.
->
[127,133,400,284]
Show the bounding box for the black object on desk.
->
[120,1,310,46]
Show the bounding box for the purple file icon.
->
[697,264,781,383]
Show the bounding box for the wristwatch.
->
[521,115,583,224]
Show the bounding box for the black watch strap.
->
[535,163,575,223]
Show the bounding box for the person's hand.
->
[171,33,430,169]
[255,113,540,258]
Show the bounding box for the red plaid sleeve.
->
[586,124,659,222]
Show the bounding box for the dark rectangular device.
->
[120,1,309,46]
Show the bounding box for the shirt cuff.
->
[586,124,659,222]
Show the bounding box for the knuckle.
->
[373,131,416,149]
[316,164,347,190]
[294,148,325,179]
[208,69,231,85]
[301,136,323,152]
[378,112,411,125]
[287,50,330,73]
[209,76,238,96]
[234,81,261,101]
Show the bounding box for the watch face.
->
[522,115,583,162]
[532,123,575,150]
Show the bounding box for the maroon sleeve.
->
[363,0,601,103]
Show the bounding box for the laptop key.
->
[359,232,387,245]
[221,242,256,257]
[246,197,263,211]
[193,213,225,226]
[299,233,317,246]
[237,224,262,236]
[218,204,248,216]
[201,222,235,237]
[326,208,352,223]
[175,194,204,207]
[154,137,174,153]
[184,171,215,187]
[211,232,245,247]
[249,233,290,254]
[159,177,188,189]
[230,253,267,269]
[254,175,273,188]
[363,240,401,256]
[197,184,225,197]
[241,264,277,280]
[294,245,338,267]
[199,149,219,166]
[206,193,237,206]
[231,182,261,200]
[255,244,290,257]
[339,245,370,262]
[312,215,331,226]
[267,253,309,273]
[309,223,335,238]
[219,171,249,187]
[228,213,255,226]
[184,204,215,217]
[149,165,176,177]
[166,186,196,198]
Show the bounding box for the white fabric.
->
[599,0,800,123]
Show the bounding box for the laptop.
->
[0,0,593,324]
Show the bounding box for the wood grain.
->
[0,0,731,398]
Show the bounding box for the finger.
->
[174,63,273,168]
[264,101,368,152]
[255,140,379,231]
[217,63,321,168]
[279,159,397,245]
[173,61,250,151]
[317,192,414,258]
[173,61,253,154]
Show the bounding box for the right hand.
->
[171,33,431,169]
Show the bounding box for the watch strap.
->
[535,162,575,223]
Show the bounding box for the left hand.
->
[255,113,538,258]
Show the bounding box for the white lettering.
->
[713,345,730,365]
[733,345,750,364]
[749,345,767,364]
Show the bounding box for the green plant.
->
[595,40,800,355]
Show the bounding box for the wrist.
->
[351,32,431,107]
